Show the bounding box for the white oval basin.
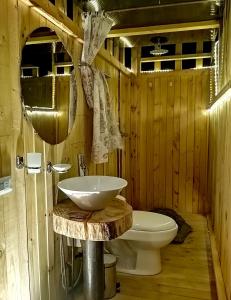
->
[57,176,128,211]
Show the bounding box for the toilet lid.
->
[132,211,176,232]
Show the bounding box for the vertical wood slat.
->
[199,72,209,213]
[139,77,148,209]
[119,73,132,203]
[113,38,120,61]
[146,78,155,210]
[192,74,202,213]
[122,69,209,213]
[153,78,161,209]
[175,43,182,70]
[159,77,167,208]
[185,75,194,212]
[166,78,174,209]
[56,0,67,15]
[173,76,180,210]
[178,74,188,212]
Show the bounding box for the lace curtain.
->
[80,12,123,163]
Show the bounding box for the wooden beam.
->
[141,52,211,63]
[20,0,83,40]
[119,47,125,65]
[107,39,114,56]
[131,47,139,75]
[113,38,120,60]
[26,35,59,44]
[56,0,67,15]
[197,41,204,68]
[175,43,182,70]
[98,48,131,76]
[108,20,220,38]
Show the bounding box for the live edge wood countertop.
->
[53,198,133,241]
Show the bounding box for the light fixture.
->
[210,2,216,16]
[209,81,231,113]
[150,36,168,56]
[141,69,172,74]
[214,40,220,95]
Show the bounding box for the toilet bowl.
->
[108,210,178,275]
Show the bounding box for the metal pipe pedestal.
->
[82,240,104,300]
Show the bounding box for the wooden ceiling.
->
[78,0,223,29]
[77,0,223,46]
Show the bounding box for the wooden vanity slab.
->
[53,198,133,241]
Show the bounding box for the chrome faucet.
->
[78,154,88,176]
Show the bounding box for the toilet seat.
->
[132,210,176,232]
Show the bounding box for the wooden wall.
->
[0,1,215,300]
[121,69,210,214]
[209,100,231,300]
[0,0,129,299]
[208,1,231,299]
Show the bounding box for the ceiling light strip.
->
[208,81,231,112]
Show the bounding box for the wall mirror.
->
[20,27,77,145]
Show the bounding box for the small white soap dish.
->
[47,162,71,174]
[52,164,72,173]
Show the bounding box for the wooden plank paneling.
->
[208,2,231,296]
[159,77,167,209]
[121,69,210,213]
[209,100,231,300]
[0,1,129,300]
[197,0,231,287]
[119,73,132,203]
[153,77,161,209]
[173,77,180,210]
[146,78,155,210]
[166,77,174,209]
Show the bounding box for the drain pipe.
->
[82,240,104,300]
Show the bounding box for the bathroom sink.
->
[57,176,127,211]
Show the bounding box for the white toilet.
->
[108,210,178,275]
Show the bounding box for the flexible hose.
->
[60,236,83,293]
